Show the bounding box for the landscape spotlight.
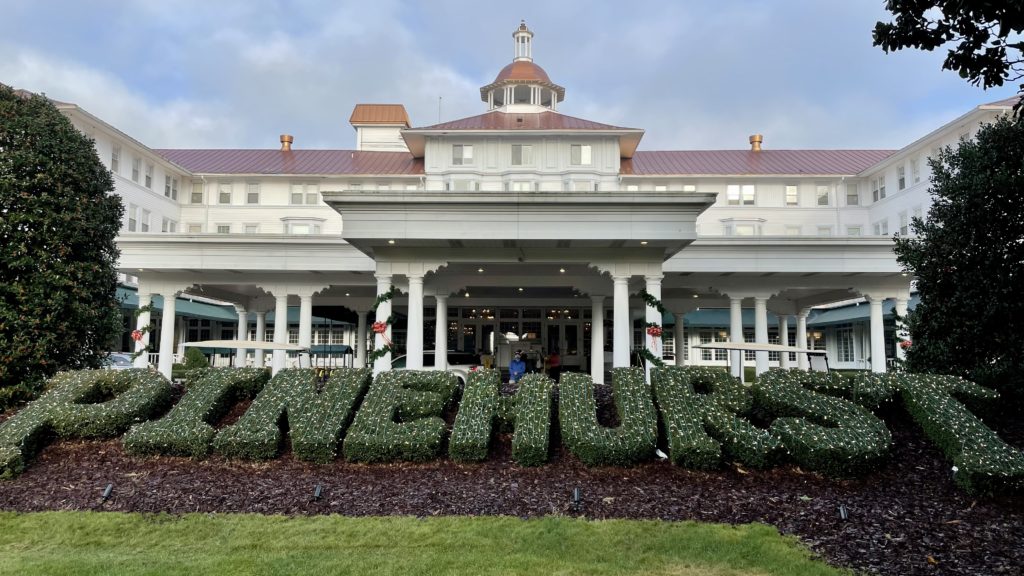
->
[838,504,848,521]
[572,487,582,512]
[313,484,323,501]
[101,483,113,502]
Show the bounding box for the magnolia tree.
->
[0,85,123,410]
[894,116,1024,400]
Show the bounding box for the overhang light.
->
[559,268,566,273]
[518,287,524,292]
[477,268,484,273]
[640,241,648,245]
[387,239,396,245]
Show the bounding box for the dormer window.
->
[511,144,533,166]
[570,144,592,166]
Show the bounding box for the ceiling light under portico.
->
[559,268,566,273]
[388,239,396,244]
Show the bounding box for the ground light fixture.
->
[313,484,323,501]
[101,483,113,502]
[572,487,582,512]
[838,504,849,520]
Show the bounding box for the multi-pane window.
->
[846,226,862,236]
[127,204,138,231]
[111,145,121,174]
[682,184,697,192]
[897,165,906,190]
[571,181,593,192]
[509,181,533,192]
[216,224,230,234]
[836,325,855,362]
[131,157,141,183]
[654,184,668,192]
[289,183,319,204]
[785,185,799,206]
[816,184,830,206]
[625,184,639,191]
[726,184,755,206]
[144,163,153,188]
[785,225,801,236]
[911,158,921,183]
[187,223,202,233]
[913,205,923,222]
[570,144,592,166]
[161,218,177,233]
[244,224,259,234]
[846,182,859,205]
[899,211,909,236]
[817,226,832,236]
[287,222,322,234]
[139,209,150,232]
[873,220,889,236]
[511,144,532,166]
[450,180,480,191]
[733,224,756,236]
[164,175,175,199]
[246,183,260,204]
[871,175,886,202]
[218,183,232,204]
[191,182,203,204]
[452,144,473,165]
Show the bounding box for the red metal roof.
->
[153,149,424,175]
[412,111,637,131]
[621,150,896,176]
[349,104,411,126]
[493,61,552,84]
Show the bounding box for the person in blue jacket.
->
[509,350,526,384]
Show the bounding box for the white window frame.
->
[244,224,260,234]
[111,145,121,174]
[570,144,592,166]
[216,224,231,234]
[161,217,178,233]
[846,182,859,206]
[899,211,909,236]
[511,144,532,166]
[816,184,830,206]
[785,225,801,236]
[911,157,921,184]
[140,209,150,232]
[218,183,232,205]
[144,163,153,189]
[131,157,141,183]
[897,165,906,190]
[816,225,833,237]
[127,204,138,232]
[191,182,204,204]
[452,144,473,166]
[187,223,202,234]
[846,226,862,236]
[246,183,260,205]
[785,185,799,206]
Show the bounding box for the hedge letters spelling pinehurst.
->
[1,366,1021,496]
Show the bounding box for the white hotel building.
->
[50,22,1015,381]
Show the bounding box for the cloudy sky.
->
[0,0,1014,151]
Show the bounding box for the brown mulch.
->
[0,388,1021,576]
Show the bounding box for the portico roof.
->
[622,149,896,176]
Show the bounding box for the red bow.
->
[372,321,392,347]
[131,329,143,342]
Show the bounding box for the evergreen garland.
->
[367,287,398,363]
[638,290,666,367]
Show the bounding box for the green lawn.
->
[0,512,845,576]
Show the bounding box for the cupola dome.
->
[479,21,565,111]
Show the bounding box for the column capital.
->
[434,294,447,303]
[407,273,424,283]
[590,294,606,304]
[612,274,631,283]
[234,304,248,315]
[643,274,663,283]
[375,274,393,283]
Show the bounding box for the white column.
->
[673,311,686,366]
[373,275,393,375]
[298,293,313,369]
[272,293,289,375]
[590,296,605,383]
[612,275,631,368]
[157,292,177,379]
[894,297,909,361]
[406,274,425,369]
[134,292,152,368]
[644,276,663,382]
[254,311,267,368]
[796,309,809,370]
[355,310,369,368]
[869,296,886,373]
[729,297,744,379]
[778,315,790,369]
[754,297,769,376]
[234,306,248,367]
[434,296,448,371]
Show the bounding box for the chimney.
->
[280,134,294,151]
[749,134,763,152]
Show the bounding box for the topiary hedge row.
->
[651,367,781,469]
[510,373,554,467]
[775,369,900,411]
[343,370,457,463]
[213,368,371,462]
[558,368,657,466]
[898,373,1023,495]
[122,368,268,458]
[449,369,499,462]
[0,369,172,478]
[753,370,892,476]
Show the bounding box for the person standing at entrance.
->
[509,351,526,384]
[548,348,561,382]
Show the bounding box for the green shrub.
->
[343,370,457,463]
[753,370,891,476]
[509,373,554,467]
[651,367,781,469]
[0,369,172,478]
[213,368,371,462]
[558,368,657,466]
[122,368,268,458]
[898,373,1023,495]
[182,348,209,371]
[449,369,500,462]
[775,369,900,411]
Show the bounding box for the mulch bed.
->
[1,386,1022,575]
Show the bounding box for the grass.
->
[0,512,846,576]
